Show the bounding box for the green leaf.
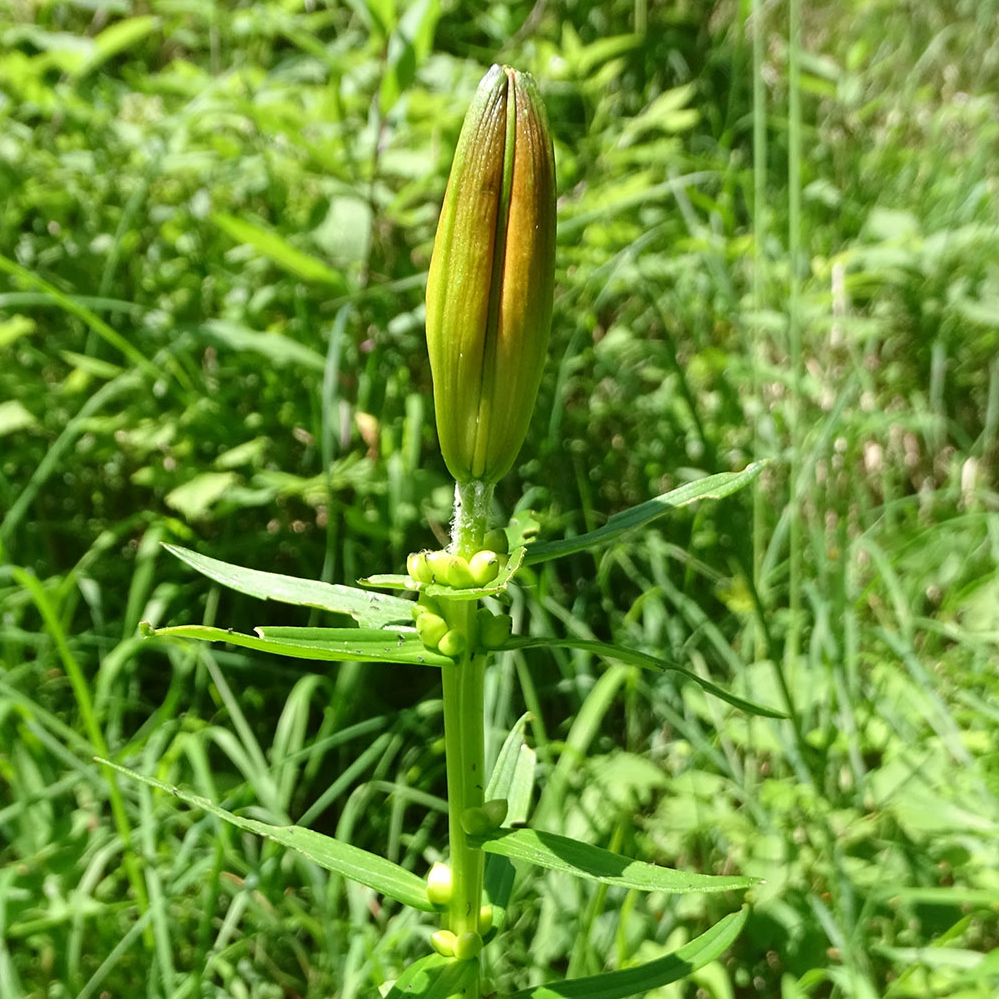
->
[472,828,759,894]
[382,951,478,999]
[97,759,435,912]
[361,546,527,599]
[142,623,451,668]
[163,543,413,628]
[483,714,537,935]
[498,637,784,718]
[164,472,238,520]
[506,907,748,999]
[0,400,36,437]
[213,213,347,288]
[523,463,766,565]
[485,712,536,822]
[72,15,160,80]
[201,319,327,372]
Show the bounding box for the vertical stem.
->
[452,479,494,556]
[439,477,493,993]
[441,635,486,938]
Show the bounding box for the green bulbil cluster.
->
[431,928,484,961]
[410,573,512,657]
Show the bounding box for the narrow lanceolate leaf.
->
[163,544,413,628]
[506,908,748,999]
[523,462,767,564]
[497,636,784,718]
[483,714,538,936]
[471,828,759,894]
[382,951,479,999]
[142,623,451,668]
[98,759,435,912]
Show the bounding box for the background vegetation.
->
[2,1,998,997]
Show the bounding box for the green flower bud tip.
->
[426,64,556,485]
[478,905,494,935]
[431,930,457,958]
[426,862,453,906]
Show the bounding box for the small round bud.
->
[478,905,494,934]
[468,550,500,586]
[482,798,508,826]
[426,862,453,906]
[431,930,457,957]
[460,798,507,836]
[483,529,509,555]
[438,628,467,658]
[454,931,483,961]
[480,613,512,650]
[444,554,476,589]
[425,550,452,583]
[416,613,448,649]
[407,551,434,583]
[406,552,421,582]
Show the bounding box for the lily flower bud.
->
[426,64,556,485]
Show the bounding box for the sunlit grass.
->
[1,0,998,996]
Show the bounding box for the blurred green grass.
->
[1,1,998,997]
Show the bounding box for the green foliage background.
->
[2,1,998,997]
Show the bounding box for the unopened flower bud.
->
[426,64,556,485]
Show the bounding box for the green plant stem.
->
[439,478,493,991]
[441,637,486,938]
[452,480,493,556]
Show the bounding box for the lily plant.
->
[115,64,772,999]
